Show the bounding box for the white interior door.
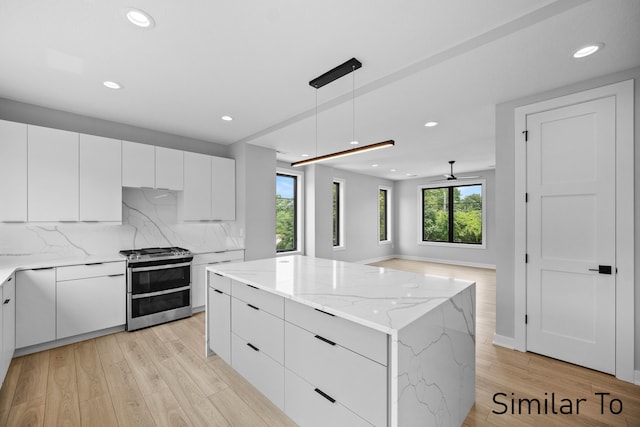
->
[526,96,616,374]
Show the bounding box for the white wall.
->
[396,169,496,268]
[495,66,640,370]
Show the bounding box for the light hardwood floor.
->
[0,258,638,426]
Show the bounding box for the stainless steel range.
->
[119,247,193,331]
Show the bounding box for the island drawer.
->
[231,296,284,364]
[284,322,387,427]
[284,299,387,366]
[284,368,372,427]
[208,272,231,294]
[232,280,284,318]
[56,261,124,281]
[231,333,284,410]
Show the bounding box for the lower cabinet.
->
[208,279,231,364]
[56,273,126,339]
[192,250,244,310]
[1,274,16,386]
[16,268,56,348]
[284,368,372,427]
[231,333,284,410]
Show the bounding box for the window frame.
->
[378,185,392,245]
[333,178,345,251]
[276,168,304,255]
[417,179,486,249]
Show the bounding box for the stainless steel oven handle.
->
[130,262,192,273]
[131,285,191,299]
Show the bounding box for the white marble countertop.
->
[207,255,475,335]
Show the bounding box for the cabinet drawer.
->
[208,287,231,364]
[231,297,283,364]
[208,272,231,295]
[284,299,387,365]
[285,322,387,427]
[232,280,283,318]
[196,250,244,265]
[231,333,284,410]
[57,262,125,281]
[285,368,372,427]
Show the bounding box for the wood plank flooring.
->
[0,258,638,426]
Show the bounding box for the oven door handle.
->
[130,262,192,273]
[131,285,191,299]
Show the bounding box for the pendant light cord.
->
[352,65,356,143]
[315,89,318,157]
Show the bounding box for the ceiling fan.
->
[430,160,480,182]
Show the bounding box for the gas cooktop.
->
[119,246,192,262]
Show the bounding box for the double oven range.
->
[119,247,193,331]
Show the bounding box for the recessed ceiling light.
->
[406,173,416,177]
[372,164,379,167]
[572,43,604,59]
[350,140,359,145]
[126,9,155,28]
[103,81,122,89]
[301,154,309,157]
[424,121,439,127]
[221,115,233,121]
[390,169,397,172]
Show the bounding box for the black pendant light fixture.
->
[291,58,394,168]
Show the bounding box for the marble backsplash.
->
[0,188,243,257]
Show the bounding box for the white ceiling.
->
[1,0,639,180]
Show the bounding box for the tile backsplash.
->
[0,188,243,257]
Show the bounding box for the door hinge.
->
[525,315,528,324]
[525,253,528,263]
[522,130,528,141]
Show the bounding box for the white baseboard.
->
[635,370,640,386]
[357,255,397,265]
[395,254,496,270]
[493,333,516,350]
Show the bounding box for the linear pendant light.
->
[291,140,395,167]
[291,57,394,168]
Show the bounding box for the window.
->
[420,182,484,246]
[379,186,392,244]
[276,172,301,253]
[333,178,345,249]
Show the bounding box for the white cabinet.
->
[1,274,16,386]
[27,125,79,221]
[0,120,27,221]
[208,274,231,365]
[155,147,183,191]
[182,153,235,221]
[182,151,212,220]
[79,134,122,221]
[56,262,126,339]
[16,268,56,348]
[122,141,155,188]
[211,156,235,220]
[123,141,184,191]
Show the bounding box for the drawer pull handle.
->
[32,267,54,271]
[314,388,336,403]
[314,308,335,317]
[7,277,11,282]
[214,273,223,277]
[86,262,104,266]
[247,343,259,352]
[314,335,336,346]
[246,284,259,289]
[214,289,224,294]
[3,298,10,305]
[108,273,125,277]
[247,303,260,311]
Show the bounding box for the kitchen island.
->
[206,255,475,427]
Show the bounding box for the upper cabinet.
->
[211,156,235,220]
[0,120,27,221]
[79,134,122,221]
[122,141,154,188]
[122,141,184,191]
[182,153,235,221]
[155,147,183,191]
[28,125,79,222]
